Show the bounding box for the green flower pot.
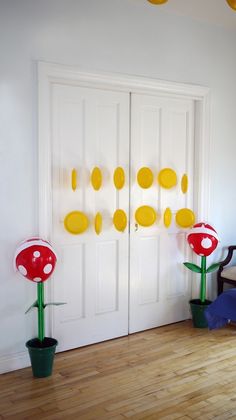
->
[26,337,58,378]
[189,299,211,328]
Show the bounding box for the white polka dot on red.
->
[43,264,53,274]
[33,251,40,258]
[201,237,212,249]
[18,265,27,276]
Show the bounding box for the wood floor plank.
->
[1,321,236,419]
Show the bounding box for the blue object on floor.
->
[205,289,236,329]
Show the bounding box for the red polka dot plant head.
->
[14,238,57,283]
[187,223,219,257]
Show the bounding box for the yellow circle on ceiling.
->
[137,167,154,189]
[175,208,195,228]
[91,167,102,191]
[64,211,89,235]
[227,0,236,11]
[135,206,157,227]
[113,209,127,232]
[147,0,168,4]
[158,168,177,189]
[113,167,125,190]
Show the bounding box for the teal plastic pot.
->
[189,299,212,328]
[26,337,58,378]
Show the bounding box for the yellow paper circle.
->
[135,206,157,227]
[71,169,77,191]
[64,211,89,234]
[175,208,195,228]
[158,168,177,189]
[113,167,125,190]
[113,209,127,232]
[94,212,102,235]
[164,207,172,228]
[137,167,154,189]
[181,174,188,194]
[91,167,102,190]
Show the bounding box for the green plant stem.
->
[200,256,207,303]
[37,283,45,342]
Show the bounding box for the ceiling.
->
[145,0,236,30]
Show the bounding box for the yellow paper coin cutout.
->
[175,208,195,228]
[181,174,188,194]
[64,211,89,234]
[94,212,102,235]
[137,167,154,189]
[113,209,127,232]
[71,168,77,191]
[135,206,157,227]
[164,207,172,228]
[91,167,102,190]
[158,168,177,189]
[113,167,125,190]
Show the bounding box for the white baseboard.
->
[0,351,30,374]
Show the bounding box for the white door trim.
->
[38,61,211,335]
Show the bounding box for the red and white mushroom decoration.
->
[187,223,219,257]
[14,238,57,283]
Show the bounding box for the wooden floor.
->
[1,321,236,419]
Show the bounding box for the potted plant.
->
[14,238,64,377]
[183,223,220,328]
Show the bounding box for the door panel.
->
[95,240,118,314]
[129,94,194,333]
[51,84,130,351]
[138,236,160,305]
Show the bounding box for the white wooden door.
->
[129,94,194,333]
[51,84,130,351]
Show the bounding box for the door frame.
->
[38,61,211,335]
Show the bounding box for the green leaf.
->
[25,300,38,314]
[206,263,221,273]
[183,262,202,273]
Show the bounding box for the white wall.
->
[1,0,236,372]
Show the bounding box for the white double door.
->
[51,84,194,352]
